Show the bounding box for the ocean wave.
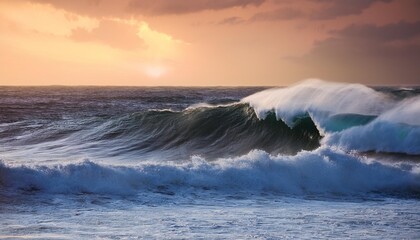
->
[323,96,420,154]
[242,79,393,129]
[6,103,321,159]
[2,80,419,159]
[242,79,420,154]
[1,148,418,197]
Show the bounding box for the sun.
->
[144,65,167,78]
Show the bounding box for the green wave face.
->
[323,113,377,132]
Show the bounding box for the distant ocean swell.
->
[1,79,419,197]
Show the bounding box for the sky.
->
[0,0,419,86]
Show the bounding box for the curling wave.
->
[243,79,420,154]
[6,104,322,160]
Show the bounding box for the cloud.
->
[128,0,265,15]
[309,0,392,20]
[219,16,245,25]
[330,21,420,41]
[27,0,265,17]
[26,0,121,18]
[71,20,145,50]
[250,0,391,22]
[294,21,420,84]
[250,8,303,21]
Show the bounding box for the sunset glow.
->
[0,0,419,85]
[1,1,420,238]
[144,64,168,78]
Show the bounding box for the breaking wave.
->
[1,147,418,197]
[243,79,420,154]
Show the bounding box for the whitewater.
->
[1,80,419,239]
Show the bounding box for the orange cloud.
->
[128,0,265,15]
[294,21,420,84]
[71,20,145,50]
[27,0,266,17]
[250,0,392,22]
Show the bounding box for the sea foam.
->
[323,96,420,154]
[1,147,418,196]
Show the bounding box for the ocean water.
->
[0,79,419,239]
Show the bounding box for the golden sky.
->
[0,0,419,86]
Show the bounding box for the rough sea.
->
[1,79,419,239]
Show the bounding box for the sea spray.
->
[1,147,418,196]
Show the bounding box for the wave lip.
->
[1,148,418,197]
[242,79,392,129]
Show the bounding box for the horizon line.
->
[0,85,276,88]
[0,83,419,87]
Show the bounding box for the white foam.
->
[1,147,418,196]
[185,102,237,111]
[378,96,420,126]
[242,79,393,131]
[323,96,420,154]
